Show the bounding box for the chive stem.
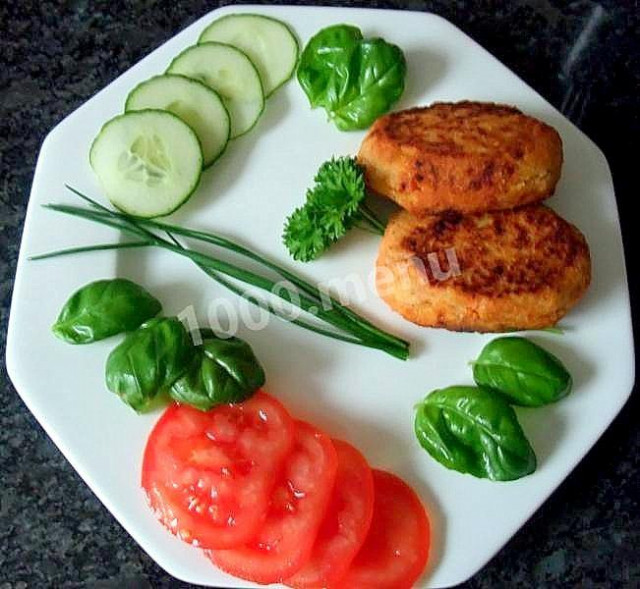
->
[359,202,386,235]
[36,188,410,360]
[29,240,149,260]
[47,202,406,352]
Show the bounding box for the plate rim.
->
[5,4,636,588]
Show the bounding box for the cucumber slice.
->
[167,42,264,138]
[199,13,299,97]
[125,74,230,168]
[90,110,203,218]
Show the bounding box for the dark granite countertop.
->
[1,1,638,587]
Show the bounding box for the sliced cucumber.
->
[125,74,230,168]
[199,13,299,97]
[90,110,203,218]
[167,42,264,139]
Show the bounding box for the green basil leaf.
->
[105,317,194,412]
[414,386,536,481]
[472,337,572,407]
[331,39,406,130]
[170,333,265,411]
[297,25,406,130]
[52,278,161,344]
[297,24,363,109]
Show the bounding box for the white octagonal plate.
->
[6,5,634,588]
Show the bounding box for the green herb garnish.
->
[33,186,409,361]
[170,329,266,411]
[52,278,161,344]
[472,336,572,407]
[413,336,573,480]
[297,24,406,131]
[106,317,194,412]
[414,386,537,481]
[282,156,386,262]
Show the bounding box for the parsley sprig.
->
[283,157,386,262]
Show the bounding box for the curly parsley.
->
[283,157,386,262]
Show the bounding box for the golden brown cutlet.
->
[358,101,563,216]
[376,205,591,332]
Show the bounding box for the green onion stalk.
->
[32,186,410,360]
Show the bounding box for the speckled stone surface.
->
[1,1,638,587]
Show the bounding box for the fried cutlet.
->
[376,205,590,332]
[358,102,563,215]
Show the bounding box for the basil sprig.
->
[414,386,537,481]
[53,277,266,413]
[52,278,161,344]
[170,330,265,411]
[105,321,266,413]
[472,336,572,407]
[297,24,406,130]
[105,317,194,412]
[414,337,574,481]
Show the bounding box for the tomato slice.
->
[335,470,430,589]
[208,420,338,584]
[285,438,375,588]
[141,391,294,549]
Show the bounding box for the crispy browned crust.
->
[358,102,563,215]
[376,205,591,332]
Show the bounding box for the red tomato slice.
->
[141,391,294,549]
[285,439,375,588]
[208,420,338,584]
[335,469,430,589]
